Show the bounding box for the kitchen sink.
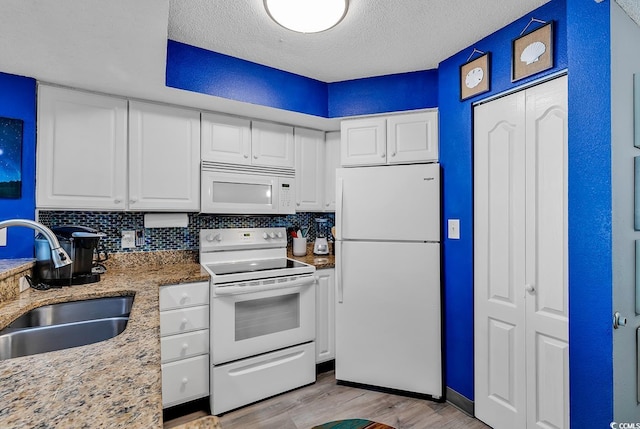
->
[0,296,134,361]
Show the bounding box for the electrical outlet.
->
[121,230,136,249]
[448,219,460,240]
[0,227,6,246]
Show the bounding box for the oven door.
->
[211,279,315,365]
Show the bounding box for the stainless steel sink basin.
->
[0,296,134,360]
[7,296,133,328]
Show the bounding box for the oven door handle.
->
[214,276,316,295]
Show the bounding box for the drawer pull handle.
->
[181,377,188,384]
[180,293,189,303]
[181,318,188,326]
[182,343,189,350]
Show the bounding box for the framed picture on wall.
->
[460,53,491,101]
[512,21,554,82]
[0,116,24,199]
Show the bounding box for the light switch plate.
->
[121,230,136,249]
[0,228,6,246]
[448,219,460,240]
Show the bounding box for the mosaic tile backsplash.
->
[38,211,335,255]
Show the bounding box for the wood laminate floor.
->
[165,371,491,429]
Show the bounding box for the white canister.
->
[292,237,307,256]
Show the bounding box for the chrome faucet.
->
[0,219,72,268]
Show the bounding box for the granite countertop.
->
[288,244,335,269]
[0,258,35,281]
[0,262,209,429]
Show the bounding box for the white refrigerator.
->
[335,163,442,398]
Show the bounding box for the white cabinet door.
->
[295,128,325,212]
[387,111,438,164]
[129,101,200,211]
[251,120,294,168]
[315,269,335,363]
[36,85,127,209]
[340,117,386,166]
[201,113,251,164]
[323,131,340,211]
[474,76,568,429]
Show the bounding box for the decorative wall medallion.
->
[460,53,490,101]
[512,21,554,81]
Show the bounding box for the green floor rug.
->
[312,419,396,429]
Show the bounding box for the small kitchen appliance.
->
[200,227,316,414]
[34,225,106,286]
[313,218,330,255]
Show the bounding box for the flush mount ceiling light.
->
[264,0,348,33]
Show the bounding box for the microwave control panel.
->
[278,179,294,214]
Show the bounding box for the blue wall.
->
[438,0,567,401]
[166,40,438,118]
[328,70,438,117]
[0,72,36,259]
[566,0,613,425]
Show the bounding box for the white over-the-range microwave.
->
[201,162,295,215]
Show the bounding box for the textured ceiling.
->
[168,0,551,83]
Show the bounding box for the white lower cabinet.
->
[315,269,335,363]
[159,281,210,408]
[162,355,210,408]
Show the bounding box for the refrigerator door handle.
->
[336,177,343,240]
[336,240,343,303]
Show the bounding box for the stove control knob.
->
[269,232,276,239]
[276,231,283,238]
[263,233,269,239]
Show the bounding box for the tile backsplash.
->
[38,211,335,255]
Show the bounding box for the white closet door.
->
[474,90,528,429]
[524,77,569,429]
[474,76,568,429]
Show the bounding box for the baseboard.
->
[316,359,335,374]
[445,387,474,417]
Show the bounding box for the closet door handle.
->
[525,284,535,294]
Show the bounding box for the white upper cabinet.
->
[340,111,439,167]
[128,101,201,211]
[251,120,295,168]
[37,85,128,210]
[340,117,387,166]
[295,128,325,212]
[201,113,251,165]
[387,111,438,164]
[37,85,200,211]
[323,131,340,211]
[201,116,294,169]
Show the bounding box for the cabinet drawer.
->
[160,281,209,310]
[161,329,209,363]
[160,306,209,336]
[212,342,315,414]
[161,355,210,408]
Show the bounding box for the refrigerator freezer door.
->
[335,240,442,397]
[336,163,440,242]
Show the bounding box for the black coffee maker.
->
[34,225,106,286]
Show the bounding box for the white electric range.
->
[200,227,316,415]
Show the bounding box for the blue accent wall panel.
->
[327,70,438,117]
[166,40,328,117]
[437,0,567,400]
[566,0,613,425]
[0,72,36,259]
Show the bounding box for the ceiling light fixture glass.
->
[264,0,348,33]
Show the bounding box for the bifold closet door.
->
[474,76,568,429]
